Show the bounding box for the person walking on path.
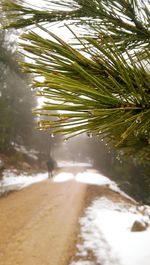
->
[47,157,56,179]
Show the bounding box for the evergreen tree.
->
[1,0,150,164]
[0,26,36,151]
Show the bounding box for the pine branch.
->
[1,0,150,51]
[1,0,150,162]
[18,26,150,154]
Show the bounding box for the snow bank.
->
[75,170,135,202]
[54,172,74,182]
[71,197,150,265]
[0,170,48,195]
[75,171,113,185]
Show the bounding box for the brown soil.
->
[83,184,137,208]
[0,167,136,265]
[0,176,86,265]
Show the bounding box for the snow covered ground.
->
[0,161,150,265]
[57,161,92,168]
[70,197,150,265]
[0,170,48,195]
[0,160,92,193]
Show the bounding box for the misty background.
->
[0,15,149,204]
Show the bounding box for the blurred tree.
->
[1,0,150,165]
[0,26,36,151]
[0,28,15,150]
[0,28,60,171]
[87,136,150,204]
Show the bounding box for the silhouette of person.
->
[47,157,56,179]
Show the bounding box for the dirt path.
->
[0,178,87,265]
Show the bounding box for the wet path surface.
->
[0,178,87,265]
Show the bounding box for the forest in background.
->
[0,25,59,173]
[0,0,150,204]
